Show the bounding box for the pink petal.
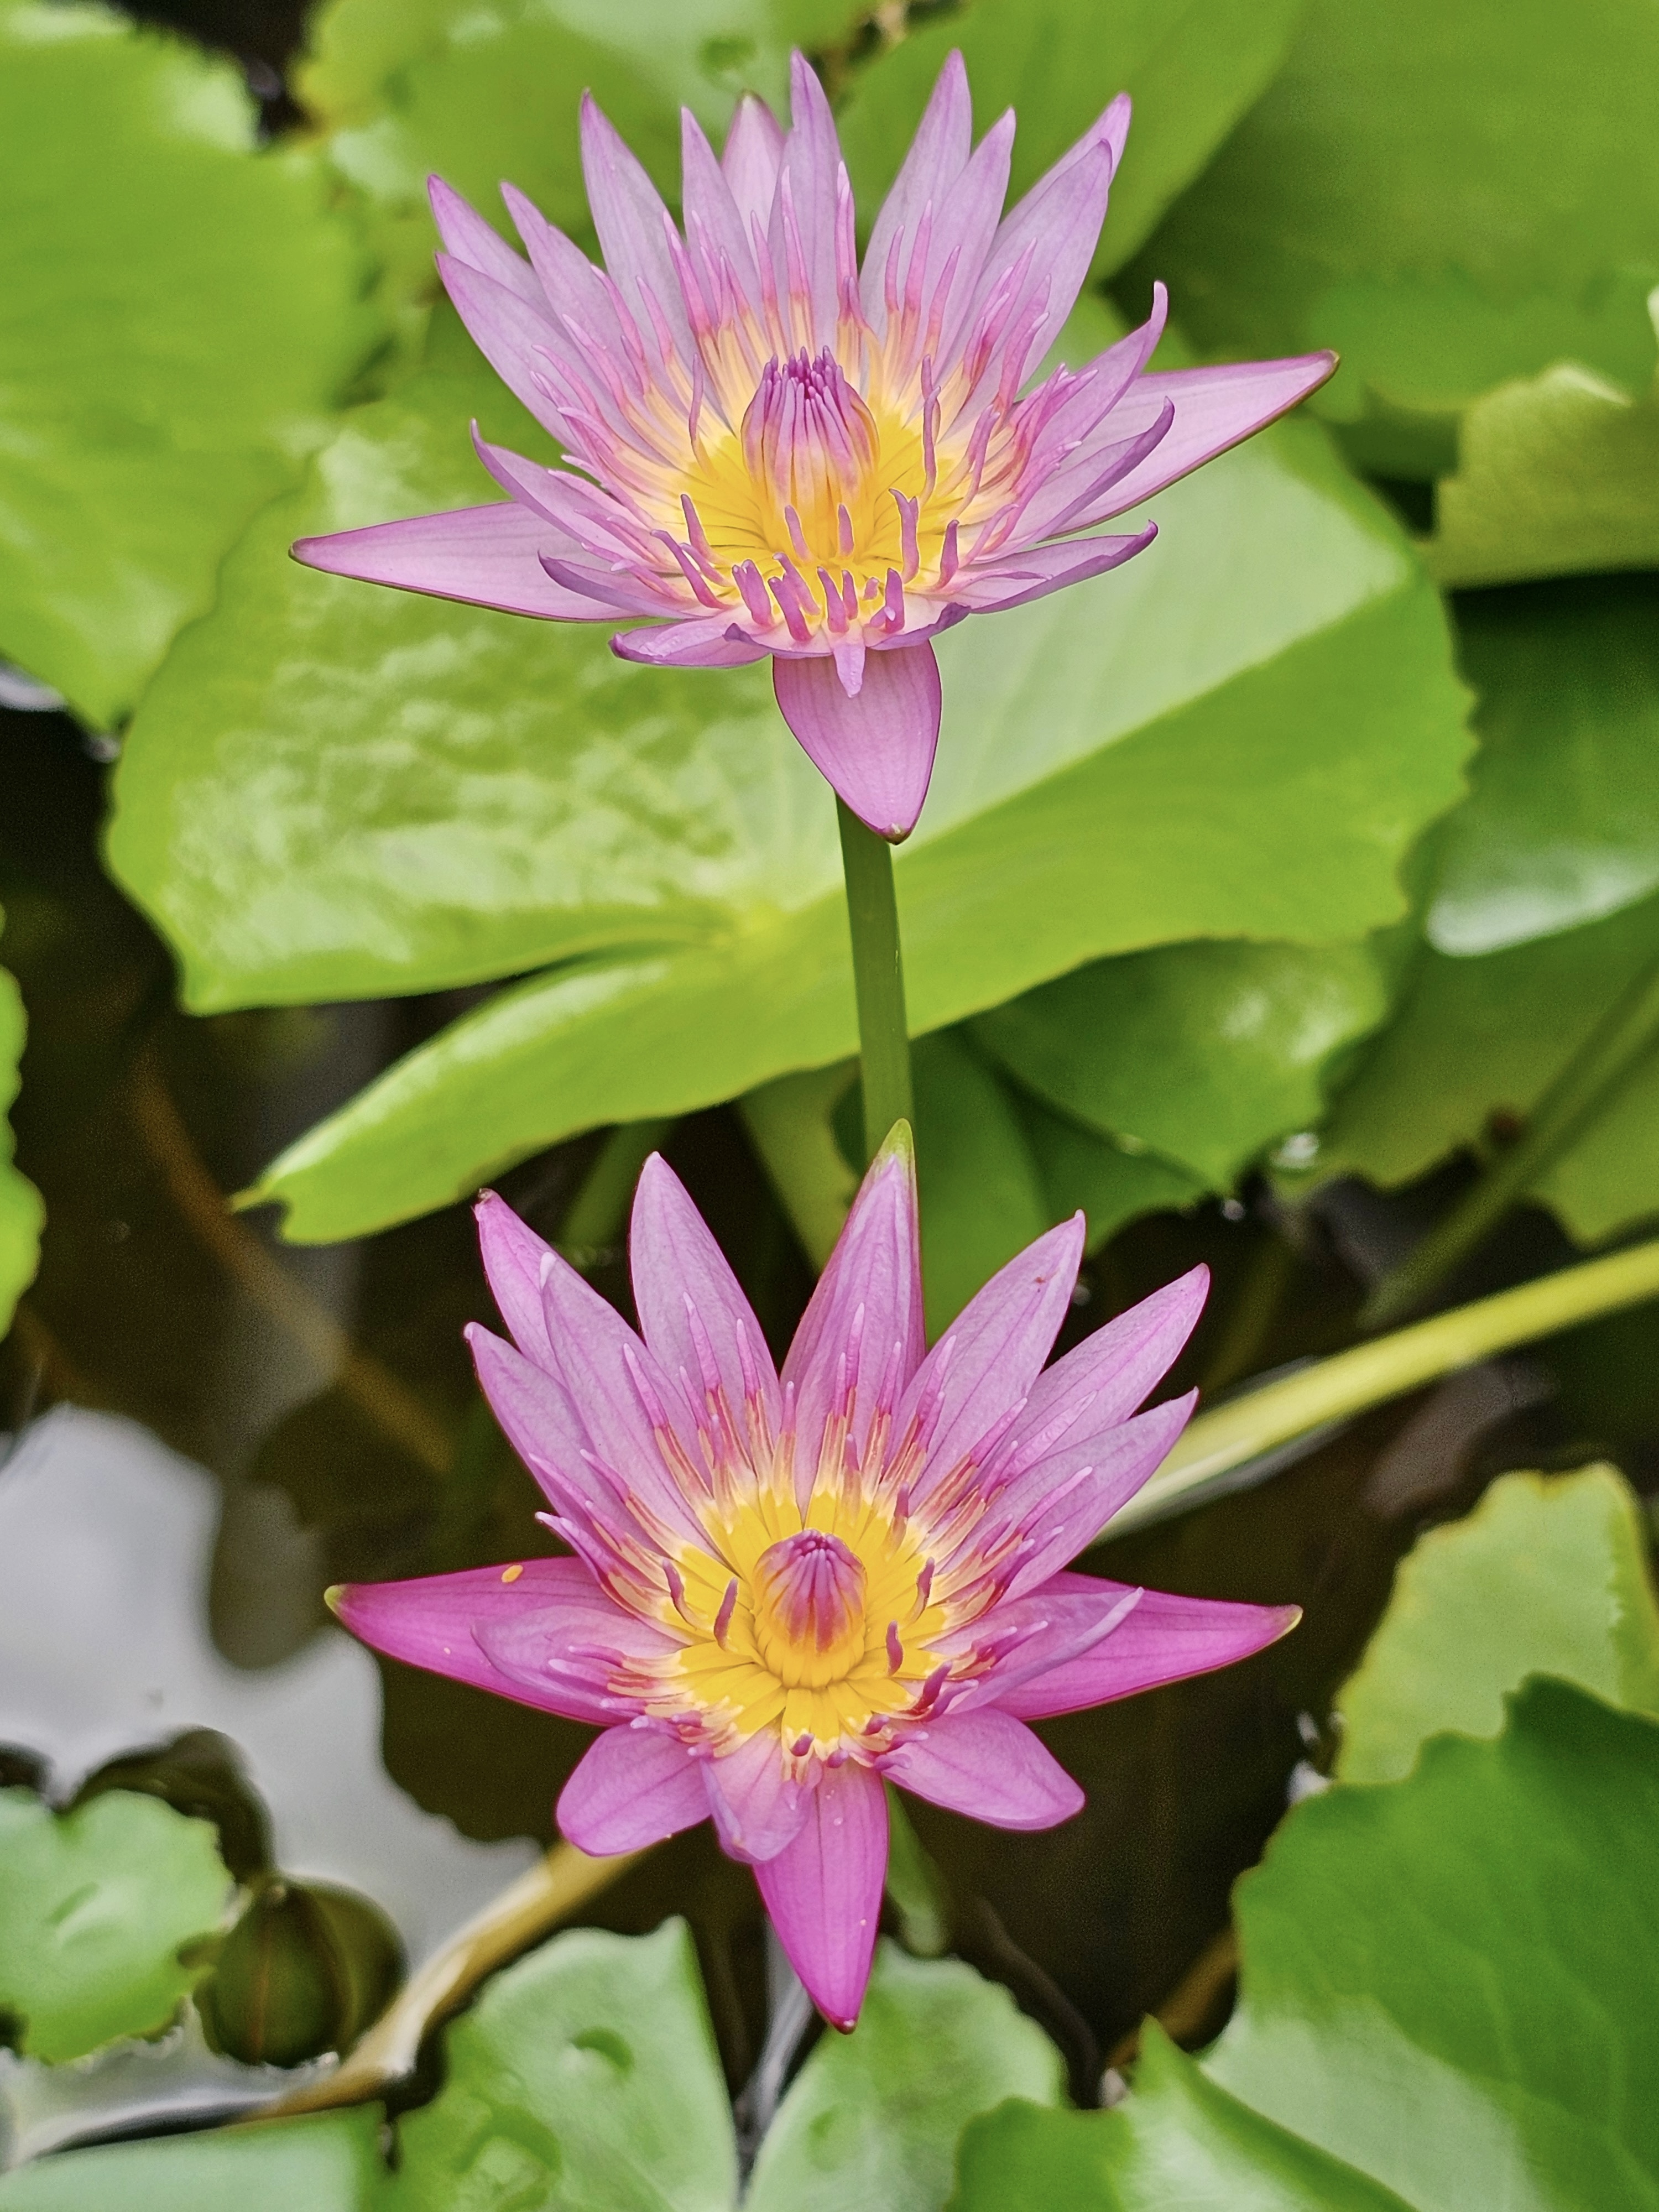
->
[769,53,843,346]
[703,1731,810,1864]
[773,641,941,841]
[999,1392,1198,1598]
[721,92,785,233]
[534,1247,709,1543]
[958,92,1131,399]
[781,1125,925,1490]
[629,1153,782,1449]
[428,175,542,305]
[473,1589,681,1715]
[330,1557,653,1725]
[539,550,688,620]
[580,93,693,366]
[466,1323,628,1534]
[995,1572,1301,1719]
[500,182,632,360]
[992,1266,1209,1479]
[884,1709,1083,1830]
[475,1189,560,1365]
[557,1723,711,1853]
[860,49,974,334]
[611,618,769,670]
[436,252,567,439]
[755,1761,888,2031]
[901,1215,1086,1501]
[680,108,762,313]
[1065,353,1339,525]
[949,523,1156,613]
[290,503,601,622]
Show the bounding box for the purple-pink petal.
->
[557,1723,711,1853]
[994,1571,1301,1719]
[328,1557,648,1726]
[611,618,769,670]
[755,1760,888,2031]
[721,91,785,232]
[948,523,1157,613]
[629,1154,781,1446]
[993,1265,1209,1480]
[290,503,602,621]
[702,1730,811,1864]
[428,175,542,305]
[780,1124,925,1484]
[1065,353,1339,525]
[884,1708,1084,1830]
[902,1214,1085,1498]
[474,1189,560,1366]
[772,643,941,842]
[998,1391,1198,1598]
[577,93,693,366]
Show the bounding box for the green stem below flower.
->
[1360,951,1659,1331]
[837,799,914,1164]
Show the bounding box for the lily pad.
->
[1427,321,1659,589]
[0,2110,384,2212]
[748,1941,1065,2212]
[948,2028,1413,2210]
[0,1787,232,2064]
[1425,576,1659,957]
[0,934,41,1336]
[974,938,1391,1188]
[835,0,1308,277]
[0,0,380,728]
[1335,1464,1659,1785]
[1204,1681,1659,2209]
[1131,0,1659,467]
[1304,887,1659,1244]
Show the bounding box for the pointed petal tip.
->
[323,1583,344,1618]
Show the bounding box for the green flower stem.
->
[837,799,914,1162]
[559,1117,675,1260]
[1101,1234,1659,1542]
[1361,952,1659,1331]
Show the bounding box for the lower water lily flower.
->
[330,1131,1297,2028]
[291,51,1334,842]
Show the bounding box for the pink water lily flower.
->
[331,1132,1297,2027]
[292,53,1335,841]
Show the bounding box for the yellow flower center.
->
[657,1475,949,1759]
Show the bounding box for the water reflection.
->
[0,1404,536,1943]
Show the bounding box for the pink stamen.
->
[893,491,920,580]
[886,1621,904,1673]
[734,560,774,627]
[713,1577,738,1647]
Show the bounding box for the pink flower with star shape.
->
[331,1131,1298,2028]
[292,51,1334,841]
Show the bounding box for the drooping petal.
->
[901,1214,1085,1500]
[884,1708,1083,1829]
[947,523,1156,613]
[429,175,542,304]
[557,1722,711,1853]
[721,91,785,233]
[773,641,941,841]
[579,93,693,366]
[755,1761,888,2030]
[1063,353,1340,525]
[781,1123,925,1486]
[993,1266,1209,1480]
[291,503,601,621]
[328,1557,648,1724]
[611,618,770,670]
[702,1731,810,1864]
[629,1153,782,1450]
[994,1572,1301,1719]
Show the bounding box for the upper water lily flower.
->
[292,54,1335,841]
[331,1132,1298,2028]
